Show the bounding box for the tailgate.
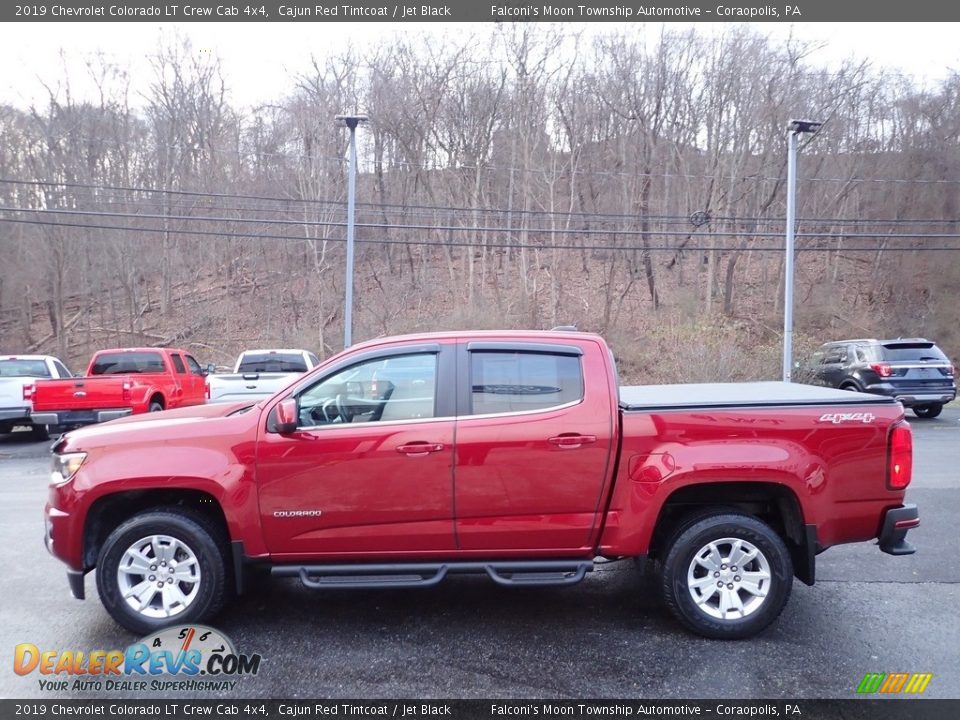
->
[0,378,28,408]
[31,377,129,411]
[207,372,296,402]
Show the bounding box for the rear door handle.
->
[548,434,597,449]
[396,442,445,456]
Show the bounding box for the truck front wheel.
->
[96,509,227,634]
[658,512,793,640]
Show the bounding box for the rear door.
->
[453,340,614,552]
[820,346,848,387]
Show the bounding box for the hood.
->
[55,400,258,451]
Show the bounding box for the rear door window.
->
[171,354,187,374]
[469,352,583,415]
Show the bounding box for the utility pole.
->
[335,114,369,348]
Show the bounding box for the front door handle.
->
[548,434,597,449]
[396,442,445,457]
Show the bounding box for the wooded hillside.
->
[1,27,958,381]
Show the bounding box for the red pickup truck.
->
[44,331,918,639]
[29,347,207,429]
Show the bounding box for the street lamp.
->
[335,114,369,348]
[782,118,823,382]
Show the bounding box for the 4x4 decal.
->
[818,412,877,424]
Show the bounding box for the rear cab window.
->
[90,352,166,375]
[0,359,52,378]
[238,353,308,373]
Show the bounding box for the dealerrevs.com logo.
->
[14,625,261,692]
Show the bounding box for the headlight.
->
[50,452,87,486]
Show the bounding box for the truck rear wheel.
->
[658,512,793,640]
[96,509,227,634]
[30,424,50,441]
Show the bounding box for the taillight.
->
[23,384,35,401]
[888,422,913,490]
[122,381,132,402]
[870,362,893,378]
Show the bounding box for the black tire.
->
[913,404,942,419]
[659,512,793,640]
[839,382,860,392]
[30,424,50,441]
[148,400,164,412]
[96,509,228,634]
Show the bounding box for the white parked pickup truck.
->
[0,354,74,439]
[205,349,320,403]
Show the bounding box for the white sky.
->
[1,22,958,110]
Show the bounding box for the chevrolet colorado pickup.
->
[44,331,918,639]
[29,347,207,429]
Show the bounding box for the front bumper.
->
[32,408,132,426]
[878,503,919,555]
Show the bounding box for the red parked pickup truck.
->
[29,347,207,429]
[44,331,918,639]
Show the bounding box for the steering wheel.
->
[335,393,352,423]
[320,397,336,424]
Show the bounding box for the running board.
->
[271,560,593,590]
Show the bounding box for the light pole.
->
[335,114,368,348]
[782,118,822,382]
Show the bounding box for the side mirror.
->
[205,363,216,375]
[275,398,298,434]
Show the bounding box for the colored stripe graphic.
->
[904,674,933,694]
[880,673,910,693]
[857,672,932,694]
[857,673,885,694]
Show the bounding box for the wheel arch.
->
[82,488,229,571]
[648,481,815,585]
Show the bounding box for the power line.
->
[3,177,960,227]
[6,206,960,241]
[3,216,960,253]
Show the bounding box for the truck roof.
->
[0,354,59,361]
[238,349,313,355]
[345,329,602,353]
[91,347,188,355]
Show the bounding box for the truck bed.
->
[619,381,898,411]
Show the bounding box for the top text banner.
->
[5,0,960,22]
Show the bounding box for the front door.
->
[256,346,457,558]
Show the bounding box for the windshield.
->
[0,359,51,378]
[237,353,308,373]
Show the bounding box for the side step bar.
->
[271,560,593,590]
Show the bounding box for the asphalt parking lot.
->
[1,408,958,700]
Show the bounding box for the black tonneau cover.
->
[619,381,897,411]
